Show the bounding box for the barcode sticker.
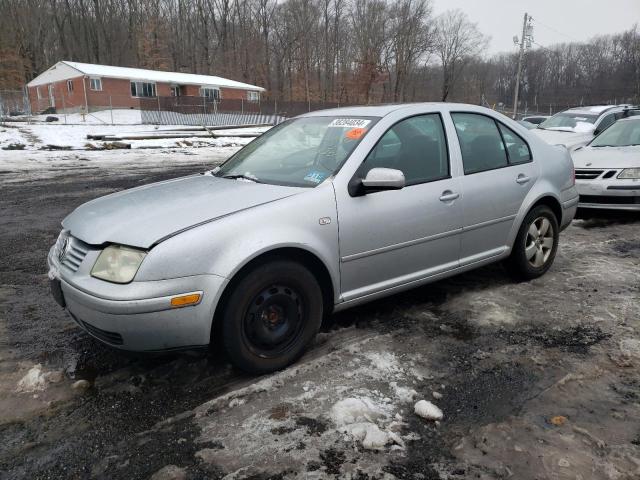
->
[328,118,371,128]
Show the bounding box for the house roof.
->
[27,61,265,91]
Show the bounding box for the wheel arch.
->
[529,195,562,225]
[210,247,335,345]
[508,192,563,252]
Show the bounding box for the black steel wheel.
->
[221,260,323,373]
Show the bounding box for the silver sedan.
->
[48,104,578,373]
[572,116,640,211]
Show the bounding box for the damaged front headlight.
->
[91,245,147,284]
[617,168,640,179]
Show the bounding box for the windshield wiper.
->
[221,174,262,183]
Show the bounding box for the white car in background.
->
[572,116,640,211]
[521,115,549,125]
[533,105,640,151]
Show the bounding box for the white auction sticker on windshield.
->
[328,118,371,128]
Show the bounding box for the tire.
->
[221,260,323,374]
[505,205,559,281]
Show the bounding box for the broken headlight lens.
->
[617,168,640,179]
[91,245,147,284]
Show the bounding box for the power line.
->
[532,18,581,43]
[531,41,557,54]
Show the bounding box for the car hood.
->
[531,129,593,148]
[63,174,302,248]
[572,146,640,169]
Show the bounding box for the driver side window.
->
[359,114,449,186]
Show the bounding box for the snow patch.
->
[330,397,386,426]
[330,397,404,451]
[414,400,443,420]
[343,422,403,450]
[390,382,418,403]
[363,351,403,373]
[17,365,48,392]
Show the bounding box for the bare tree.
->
[433,9,488,101]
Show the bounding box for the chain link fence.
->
[0,89,30,117]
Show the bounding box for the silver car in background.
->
[572,116,640,211]
[48,103,578,373]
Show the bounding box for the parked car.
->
[48,104,578,373]
[521,115,549,125]
[518,120,538,130]
[572,115,640,211]
[533,105,640,150]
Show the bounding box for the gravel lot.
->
[1,148,639,480]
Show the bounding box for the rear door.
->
[450,112,538,265]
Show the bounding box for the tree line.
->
[0,0,638,110]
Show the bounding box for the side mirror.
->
[349,167,405,196]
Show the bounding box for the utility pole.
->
[512,13,533,119]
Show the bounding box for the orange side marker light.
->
[170,293,202,307]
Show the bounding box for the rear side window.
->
[360,114,449,185]
[452,113,508,174]
[497,123,531,164]
[597,113,616,132]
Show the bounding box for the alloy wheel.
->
[525,216,554,268]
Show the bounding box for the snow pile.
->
[330,397,387,426]
[16,365,48,392]
[330,397,403,450]
[414,400,443,421]
[390,382,418,403]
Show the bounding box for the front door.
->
[48,84,55,108]
[335,113,463,301]
[450,112,538,264]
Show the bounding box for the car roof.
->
[564,105,635,116]
[300,102,493,118]
[618,115,640,122]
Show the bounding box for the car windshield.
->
[538,112,598,132]
[215,116,379,187]
[590,120,640,147]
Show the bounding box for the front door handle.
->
[439,190,460,202]
[516,174,531,185]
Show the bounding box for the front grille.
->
[54,233,90,272]
[81,320,124,345]
[579,195,638,205]
[61,237,89,272]
[575,169,604,180]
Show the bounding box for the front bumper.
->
[48,246,228,352]
[577,179,640,211]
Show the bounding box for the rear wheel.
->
[221,260,323,374]
[505,205,559,280]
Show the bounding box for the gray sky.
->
[433,0,640,55]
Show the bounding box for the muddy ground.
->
[0,149,639,480]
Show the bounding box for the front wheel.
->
[221,260,323,374]
[505,205,559,281]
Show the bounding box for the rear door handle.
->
[439,190,459,202]
[516,174,531,184]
